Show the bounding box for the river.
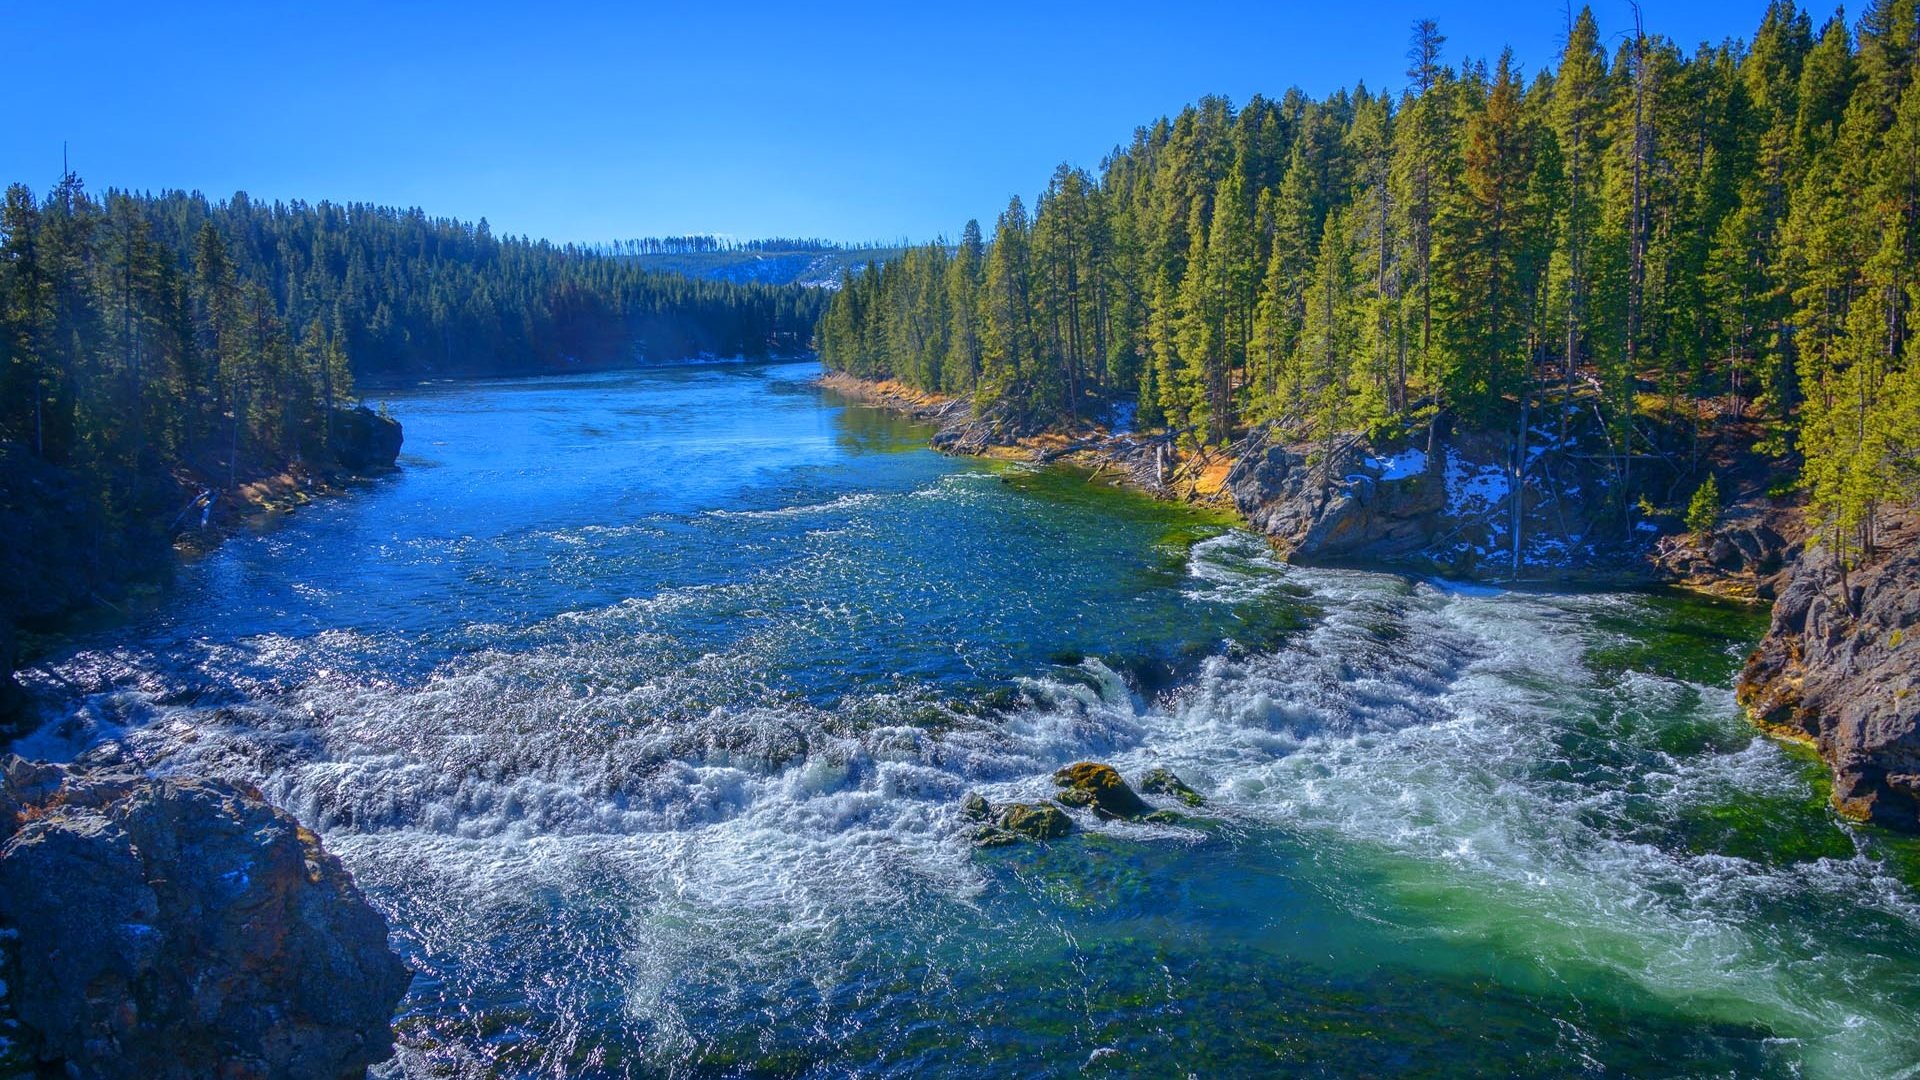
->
[16,360,1920,1077]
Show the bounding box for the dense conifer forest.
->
[0,174,823,499]
[819,1,1920,556]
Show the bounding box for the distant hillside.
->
[607,238,916,288]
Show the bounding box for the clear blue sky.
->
[10,0,1780,245]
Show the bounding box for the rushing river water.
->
[16,360,1920,1078]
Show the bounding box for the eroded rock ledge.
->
[0,756,409,1078]
[1739,520,1920,830]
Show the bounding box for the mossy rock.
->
[960,792,991,822]
[1139,767,1205,807]
[1053,761,1149,819]
[971,826,1026,848]
[998,802,1072,841]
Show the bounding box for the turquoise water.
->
[17,360,1920,1078]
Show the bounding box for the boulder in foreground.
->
[0,755,410,1078]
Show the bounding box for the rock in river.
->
[1053,761,1150,819]
[328,404,404,473]
[1139,767,1206,807]
[969,799,1074,846]
[0,755,410,1078]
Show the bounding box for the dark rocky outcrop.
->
[1222,427,1674,582]
[0,756,410,1077]
[1227,438,1447,565]
[1739,522,1920,830]
[1651,506,1801,602]
[328,405,405,473]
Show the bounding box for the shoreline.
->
[818,372,1244,512]
[816,370,1768,596]
[357,351,821,393]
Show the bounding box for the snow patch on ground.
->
[1444,450,1511,518]
[1367,448,1427,481]
[1520,534,1572,567]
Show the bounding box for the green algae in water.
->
[607,835,1800,1078]
[1670,737,1857,865]
[825,401,941,454]
[991,460,1240,532]
[1585,587,1770,686]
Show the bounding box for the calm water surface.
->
[19,360,1920,1078]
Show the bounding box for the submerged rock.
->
[0,755,410,1078]
[1052,762,1150,820]
[1139,767,1206,807]
[1739,524,1920,830]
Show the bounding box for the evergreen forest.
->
[819,2,1920,554]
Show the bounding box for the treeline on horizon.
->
[609,236,903,256]
[819,1,1920,554]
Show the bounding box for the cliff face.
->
[1222,429,1681,582]
[1227,439,1448,565]
[0,756,410,1078]
[1739,521,1920,829]
[1222,426,1801,594]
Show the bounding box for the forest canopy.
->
[818,1,1920,555]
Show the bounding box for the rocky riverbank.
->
[0,756,409,1077]
[0,405,403,740]
[1739,516,1920,830]
[821,371,1791,589]
[820,371,1920,835]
